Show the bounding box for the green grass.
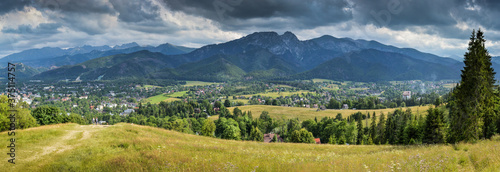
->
[183,81,221,87]
[275,84,294,88]
[135,85,162,89]
[2,123,500,171]
[239,91,314,98]
[311,78,336,83]
[217,105,433,121]
[143,91,187,104]
[221,98,250,105]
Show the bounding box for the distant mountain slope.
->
[167,31,461,72]
[175,31,342,71]
[1,43,195,68]
[0,45,112,64]
[23,43,195,68]
[311,35,460,66]
[296,49,460,81]
[32,50,189,81]
[150,49,297,81]
[32,31,469,82]
[0,63,41,80]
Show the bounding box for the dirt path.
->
[25,125,106,162]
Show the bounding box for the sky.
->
[0,0,499,59]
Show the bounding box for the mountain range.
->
[6,31,498,82]
[0,42,195,68]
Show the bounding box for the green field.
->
[239,91,314,98]
[275,84,294,88]
[311,78,336,83]
[183,81,221,86]
[221,98,250,105]
[136,85,162,89]
[217,105,433,121]
[143,91,187,104]
[2,123,499,171]
[320,84,340,91]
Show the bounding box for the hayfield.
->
[218,105,434,121]
[183,81,221,87]
[1,123,499,171]
[238,90,314,99]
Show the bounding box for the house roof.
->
[263,133,283,143]
[403,91,411,96]
[314,138,321,144]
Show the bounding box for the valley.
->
[0,30,498,171]
[3,0,500,171]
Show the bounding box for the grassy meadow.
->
[183,81,221,87]
[1,123,499,171]
[218,105,434,121]
[238,90,315,99]
[136,85,162,89]
[143,91,187,104]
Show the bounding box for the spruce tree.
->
[370,112,377,143]
[423,108,446,144]
[448,29,497,143]
[356,116,364,145]
[377,113,386,144]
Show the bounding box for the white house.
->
[120,109,135,116]
[403,91,411,100]
[342,104,349,109]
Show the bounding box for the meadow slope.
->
[1,123,500,171]
[219,105,433,121]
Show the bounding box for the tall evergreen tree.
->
[369,112,377,143]
[448,29,497,143]
[377,113,386,144]
[423,108,446,144]
[356,116,364,145]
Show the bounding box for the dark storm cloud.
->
[159,0,500,40]
[2,23,62,34]
[31,0,174,35]
[0,0,31,15]
[109,0,161,22]
[162,0,354,30]
[34,0,115,14]
[34,0,162,22]
[454,0,500,31]
[351,0,500,39]
[351,0,457,27]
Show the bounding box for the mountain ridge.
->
[0,42,195,68]
[31,31,480,82]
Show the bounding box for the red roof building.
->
[314,138,321,144]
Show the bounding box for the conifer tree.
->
[423,108,446,144]
[356,116,364,145]
[370,112,377,143]
[377,113,386,144]
[448,29,497,143]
